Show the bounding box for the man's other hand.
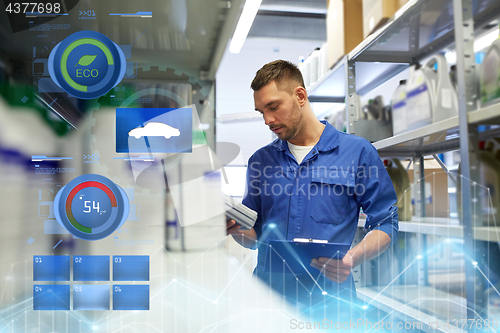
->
[226,218,241,235]
[226,218,257,249]
[310,253,354,284]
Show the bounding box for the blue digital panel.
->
[116,108,192,153]
[73,256,110,281]
[113,256,149,281]
[73,285,110,310]
[113,285,149,310]
[33,285,70,310]
[33,255,70,281]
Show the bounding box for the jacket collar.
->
[271,120,340,152]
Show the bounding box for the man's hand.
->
[226,218,257,249]
[309,230,392,284]
[310,252,354,284]
[226,218,241,235]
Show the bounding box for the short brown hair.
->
[251,60,305,94]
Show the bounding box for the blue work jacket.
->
[242,121,399,292]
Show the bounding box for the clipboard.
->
[265,239,351,275]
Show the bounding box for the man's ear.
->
[295,86,308,107]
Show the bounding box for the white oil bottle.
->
[406,55,458,131]
[480,27,500,106]
[391,80,407,135]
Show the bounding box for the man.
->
[227,60,398,311]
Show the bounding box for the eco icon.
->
[48,31,126,99]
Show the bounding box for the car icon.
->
[129,122,181,139]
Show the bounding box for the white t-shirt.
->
[287,142,315,164]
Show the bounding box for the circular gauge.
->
[54,174,129,240]
[48,31,126,100]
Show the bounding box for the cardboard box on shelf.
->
[362,0,398,38]
[326,0,363,69]
[407,159,450,219]
[398,0,409,9]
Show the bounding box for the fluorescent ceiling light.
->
[229,0,263,54]
[216,111,263,123]
[259,4,327,14]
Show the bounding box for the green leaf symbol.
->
[75,55,97,67]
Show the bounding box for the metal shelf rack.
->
[359,218,500,242]
[372,104,500,157]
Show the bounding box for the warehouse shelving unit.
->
[311,0,500,330]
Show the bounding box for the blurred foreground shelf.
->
[357,285,467,333]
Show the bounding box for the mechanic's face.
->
[254,81,303,142]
